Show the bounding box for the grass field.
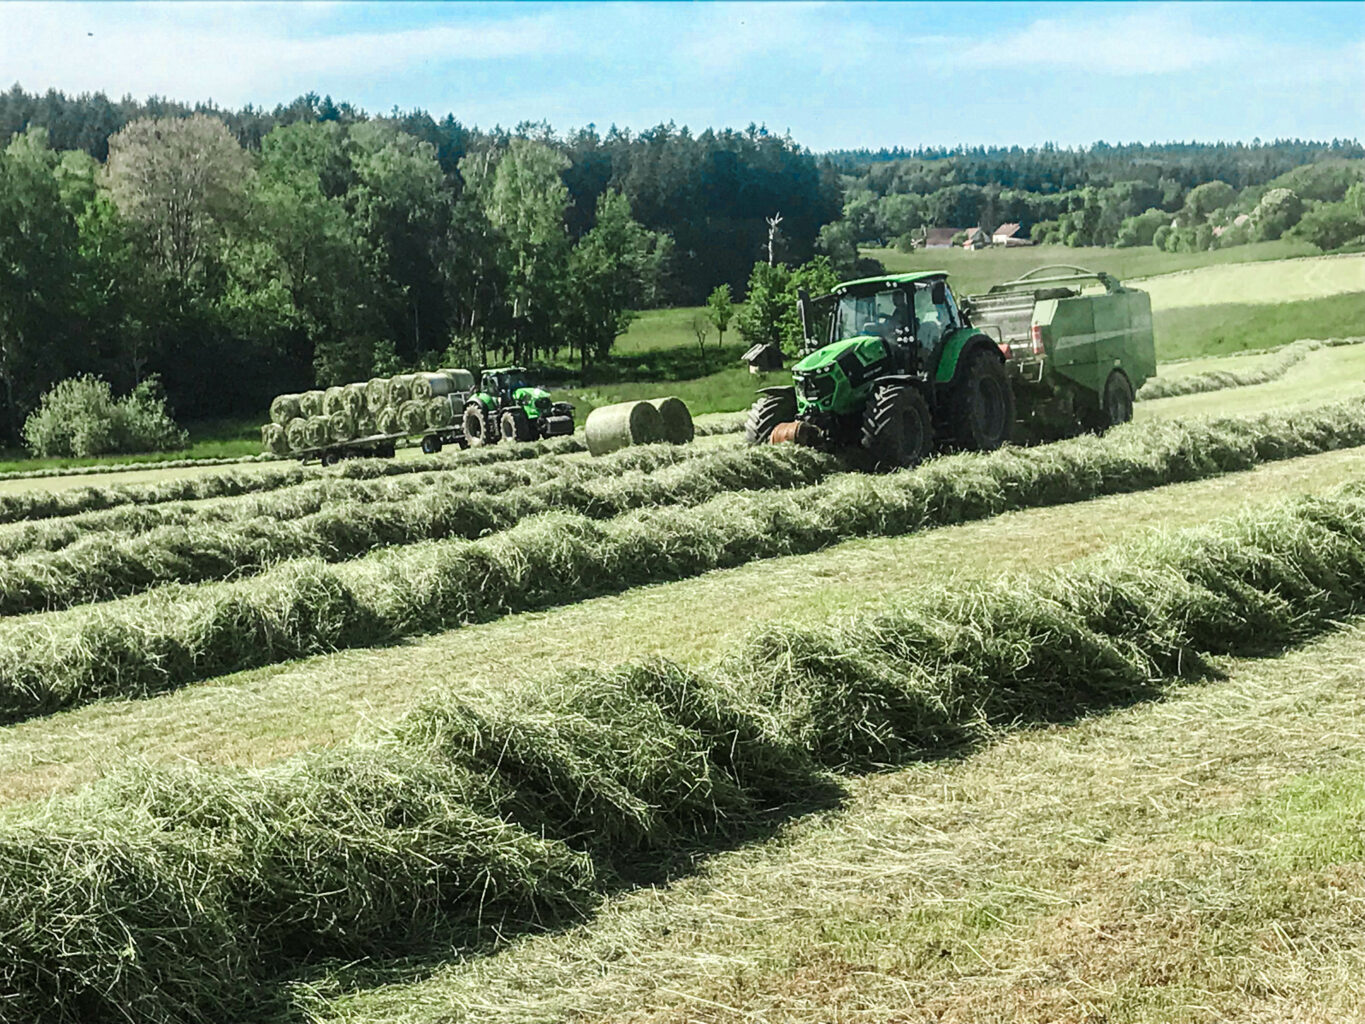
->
[1,248,1364,1023]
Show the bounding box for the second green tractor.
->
[462,366,576,446]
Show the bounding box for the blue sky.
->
[2,2,1361,151]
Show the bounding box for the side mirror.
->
[930,281,947,305]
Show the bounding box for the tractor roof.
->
[832,271,948,296]
[484,366,527,375]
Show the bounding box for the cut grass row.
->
[1137,336,1361,400]
[5,481,1365,1023]
[2,397,1364,725]
[0,437,747,561]
[0,444,834,616]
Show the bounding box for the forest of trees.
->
[1,83,1361,438]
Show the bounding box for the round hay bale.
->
[365,377,390,413]
[411,372,459,400]
[427,396,455,429]
[269,394,302,425]
[376,407,401,436]
[388,374,416,404]
[305,416,333,448]
[322,386,346,416]
[440,367,477,393]
[260,423,289,455]
[340,383,366,415]
[299,391,325,418]
[648,396,694,444]
[398,400,429,435]
[329,411,357,442]
[585,401,666,457]
[285,418,310,452]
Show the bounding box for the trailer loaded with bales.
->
[262,367,574,463]
[745,265,1156,468]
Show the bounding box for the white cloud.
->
[0,2,571,106]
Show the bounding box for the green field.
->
[1,252,1365,1023]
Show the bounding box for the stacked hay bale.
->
[263,370,475,455]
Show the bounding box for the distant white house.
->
[961,227,990,250]
[991,222,1033,247]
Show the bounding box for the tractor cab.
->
[480,367,531,401]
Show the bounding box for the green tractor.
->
[745,271,1014,469]
[462,366,575,446]
[745,267,1155,469]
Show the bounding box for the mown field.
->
[0,251,1363,1023]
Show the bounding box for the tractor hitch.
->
[770,421,823,447]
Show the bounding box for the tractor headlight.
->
[798,370,835,405]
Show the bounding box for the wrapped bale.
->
[269,394,303,426]
[427,396,456,429]
[364,377,390,414]
[299,391,325,418]
[260,423,290,455]
[440,368,477,394]
[285,418,310,452]
[398,400,429,435]
[585,400,666,457]
[648,396,694,445]
[410,372,459,400]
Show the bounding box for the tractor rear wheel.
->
[949,348,1014,451]
[501,407,535,443]
[745,387,797,445]
[463,403,497,446]
[861,384,933,470]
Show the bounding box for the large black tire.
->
[1098,370,1135,430]
[861,384,934,471]
[420,434,443,455]
[463,403,497,446]
[744,388,797,445]
[949,347,1015,451]
[501,407,535,443]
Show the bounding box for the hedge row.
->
[1137,336,1361,400]
[1,397,1362,724]
[0,445,833,615]
[4,482,1365,1022]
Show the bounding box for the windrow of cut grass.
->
[5,482,1365,1023]
[1138,336,1362,400]
[0,438,743,561]
[0,452,277,482]
[0,434,590,526]
[2,397,1364,725]
[0,445,836,615]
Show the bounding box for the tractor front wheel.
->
[861,384,933,470]
[501,407,535,443]
[745,387,797,445]
[949,348,1014,451]
[463,403,497,446]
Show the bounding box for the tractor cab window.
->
[913,281,954,351]
[833,289,908,343]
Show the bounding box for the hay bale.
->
[376,408,401,436]
[389,374,416,404]
[340,383,366,416]
[427,397,455,430]
[398,400,429,435]
[260,423,290,455]
[299,391,325,418]
[269,394,303,426]
[322,386,346,416]
[305,416,333,448]
[364,377,390,413]
[329,411,357,443]
[440,368,477,393]
[411,372,459,400]
[285,419,310,452]
[585,401,666,457]
[648,396,694,445]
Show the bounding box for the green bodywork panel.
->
[833,270,947,292]
[1033,289,1156,395]
[932,328,994,383]
[472,386,552,418]
[792,335,890,416]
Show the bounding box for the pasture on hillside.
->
[0,253,1363,1023]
